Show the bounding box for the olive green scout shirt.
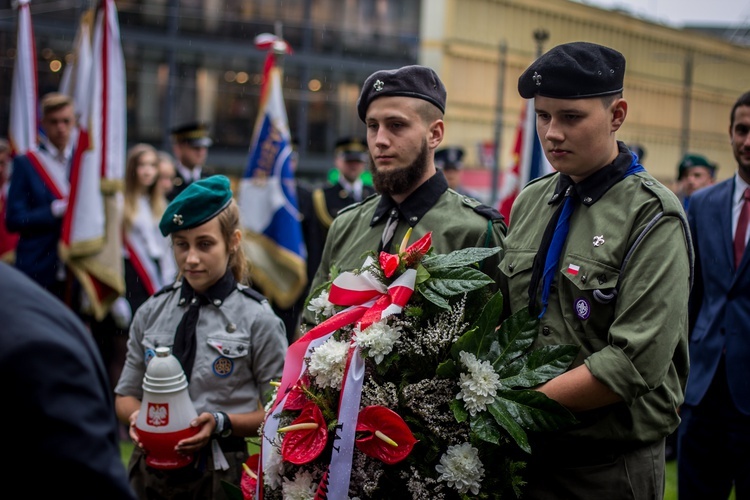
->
[499,144,692,451]
[304,172,507,325]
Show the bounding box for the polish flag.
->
[567,264,580,276]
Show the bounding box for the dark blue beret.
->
[159,175,233,236]
[518,42,625,99]
[435,146,465,170]
[357,65,446,122]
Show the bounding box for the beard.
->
[369,139,430,197]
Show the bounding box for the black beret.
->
[518,42,625,99]
[159,175,232,236]
[678,153,717,179]
[357,65,446,122]
[435,146,465,170]
[171,121,213,148]
[335,136,368,162]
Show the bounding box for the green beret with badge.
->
[159,175,233,236]
[678,153,717,179]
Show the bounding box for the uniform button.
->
[598,274,607,284]
[580,275,587,284]
[583,196,593,204]
[237,345,245,352]
[191,297,198,304]
[645,181,654,186]
[223,348,230,354]
[508,263,515,272]
[542,326,551,336]
[409,216,418,223]
[226,323,237,333]
[179,298,186,305]
[213,299,222,306]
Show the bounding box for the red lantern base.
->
[136,426,201,469]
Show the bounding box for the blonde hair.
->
[40,92,74,116]
[123,143,165,233]
[216,199,249,285]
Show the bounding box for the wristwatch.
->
[211,411,233,438]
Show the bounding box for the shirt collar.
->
[370,172,448,227]
[549,141,632,207]
[40,136,74,164]
[178,269,236,307]
[734,173,750,205]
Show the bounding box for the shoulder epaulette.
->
[154,281,180,297]
[239,285,267,303]
[472,203,505,222]
[337,192,379,216]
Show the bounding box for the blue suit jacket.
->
[4,153,63,288]
[685,177,750,415]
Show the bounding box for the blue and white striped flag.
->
[238,36,307,309]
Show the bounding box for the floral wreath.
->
[230,230,578,500]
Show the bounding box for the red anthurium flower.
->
[280,401,328,465]
[404,232,432,266]
[379,251,400,278]
[240,454,259,500]
[283,375,311,411]
[355,405,418,464]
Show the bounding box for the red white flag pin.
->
[567,263,580,276]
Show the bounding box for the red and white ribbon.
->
[258,257,417,499]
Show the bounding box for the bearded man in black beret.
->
[301,65,507,326]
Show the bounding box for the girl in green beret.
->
[114,175,288,499]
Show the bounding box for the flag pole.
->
[490,40,506,207]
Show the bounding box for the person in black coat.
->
[0,262,135,499]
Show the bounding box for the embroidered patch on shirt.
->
[212,356,234,378]
[567,263,580,276]
[574,297,590,320]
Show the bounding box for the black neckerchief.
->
[173,269,237,381]
[547,141,633,208]
[178,268,237,307]
[370,172,448,229]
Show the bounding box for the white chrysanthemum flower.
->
[353,320,402,364]
[456,351,502,416]
[281,470,317,500]
[263,442,284,490]
[308,337,350,389]
[307,290,337,319]
[435,442,485,495]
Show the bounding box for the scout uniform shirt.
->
[304,172,507,325]
[115,272,288,417]
[499,143,691,451]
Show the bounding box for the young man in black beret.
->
[498,41,692,498]
[302,65,507,325]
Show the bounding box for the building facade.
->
[0,0,747,192]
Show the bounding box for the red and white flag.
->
[8,0,37,156]
[60,0,126,320]
[497,99,553,225]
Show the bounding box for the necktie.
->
[379,208,399,253]
[172,294,207,382]
[528,190,576,318]
[734,187,750,270]
[528,160,646,318]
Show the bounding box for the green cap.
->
[159,175,233,236]
[678,153,716,180]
